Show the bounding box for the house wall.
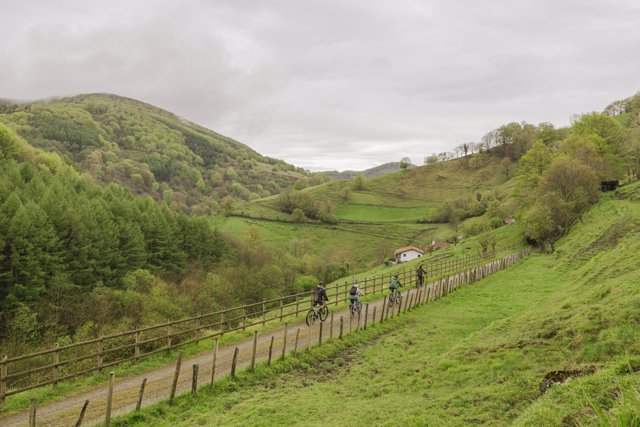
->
[396,249,423,263]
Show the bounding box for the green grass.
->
[334,203,435,222]
[111,182,640,426]
[211,215,450,267]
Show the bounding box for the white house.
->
[394,245,424,263]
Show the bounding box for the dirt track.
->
[1,289,416,427]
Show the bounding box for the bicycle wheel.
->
[319,306,329,322]
[356,302,362,314]
[305,310,316,327]
[396,292,402,305]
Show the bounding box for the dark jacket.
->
[314,286,329,303]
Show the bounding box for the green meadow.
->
[113,182,640,426]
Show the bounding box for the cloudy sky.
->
[2,0,639,171]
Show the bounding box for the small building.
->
[430,241,450,251]
[394,245,424,263]
[601,180,619,192]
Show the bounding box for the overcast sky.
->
[2,1,639,171]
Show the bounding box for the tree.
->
[352,173,366,190]
[501,158,514,179]
[291,208,306,223]
[523,157,599,248]
[424,154,438,166]
[517,141,554,189]
[572,113,627,155]
[0,124,18,160]
[399,157,411,171]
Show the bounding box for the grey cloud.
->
[2,0,640,171]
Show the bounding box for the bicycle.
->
[350,299,362,316]
[306,304,329,327]
[389,288,402,305]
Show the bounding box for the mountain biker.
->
[349,283,364,309]
[313,281,329,311]
[389,275,403,300]
[416,265,425,287]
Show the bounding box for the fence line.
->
[0,247,530,426]
[0,244,520,402]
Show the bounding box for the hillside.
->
[113,180,640,426]
[320,161,414,179]
[232,151,519,245]
[0,94,312,214]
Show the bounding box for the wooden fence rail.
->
[0,244,521,402]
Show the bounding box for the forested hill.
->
[0,94,315,214]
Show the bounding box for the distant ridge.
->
[321,161,415,179]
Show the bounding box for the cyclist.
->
[349,283,364,311]
[312,281,329,314]
[389,274,403,301]
[416,265,425,288]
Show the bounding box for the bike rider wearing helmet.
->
[389,274,403,300]
[313,281,329,310]
[349,283,364,309]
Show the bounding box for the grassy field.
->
[334,203,435,222]
[217,154,519,273]
[210,215,452,267]
[241,153,516,222]
[113,182,640,426]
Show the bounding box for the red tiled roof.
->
[394,245,424,255]
[431,241,450,249]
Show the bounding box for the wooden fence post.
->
[242,307,247,331]
[319,321,323,345]
[262,301,267,325]
[75,399,89,427]
[192,364,199,396]
[0,355,7,405]
[281,323,288,360]
[231,347,239,378]
[29,397,36,427]
[210,338,218,385]
[136,378,147,412]
[167,320,173,348]
[372,306,377,327]
[105,372,114,426]
[169,352,183,405]
[294,328,300,355]
[364,303,369,330]
[98,335,104,372]
[268,336,274,365]
[53,342,60,388]
[195,313,202,343]
[339,316,344,339]
[279,298,284,321]
[251,331,258,370]
[329,313,334,341]
[134,329,140,363]
[380,296,387,324]
[356,308,361,332]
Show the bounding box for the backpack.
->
[349,286,358,296]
